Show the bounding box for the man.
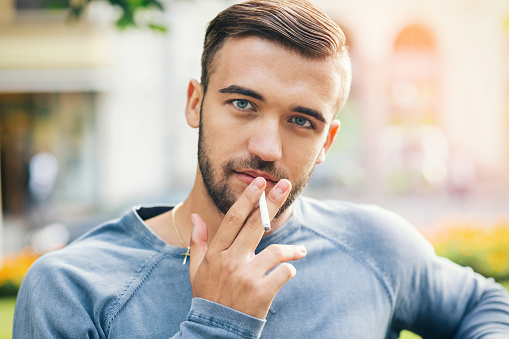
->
[14,0,509,338]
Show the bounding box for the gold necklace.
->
[171,202,190,265]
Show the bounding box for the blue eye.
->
[232,99,252,110]
[291,116,312,128]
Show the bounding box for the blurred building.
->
[0,0,508,252]
[317,0,509,200]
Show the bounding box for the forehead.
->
[208,36,344,120]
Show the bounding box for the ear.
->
[185,79,204,128]
[315,119,340,164]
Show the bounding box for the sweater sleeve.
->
[404,253,509,338]
[171,298,265,339]
[15,255,266,339]
[13,256,103,339]
[377,209,509,338]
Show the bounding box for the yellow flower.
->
[426,218,509,280]
[0,248,39,286]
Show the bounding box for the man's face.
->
[193,36,343,216]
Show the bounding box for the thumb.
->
[189,213,208,280]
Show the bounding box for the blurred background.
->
[0,0,508,337]
[2,0,508,250]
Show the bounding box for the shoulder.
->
[296,196,435,282]
[22,209,167,297]
[297,195,425,244]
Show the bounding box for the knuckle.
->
[202,251,216,266]
[244,217,261,231]
[224,210,243,224]
[242,277,257,290]
[267,192,281,205]
[190,236,200,247]
[267,244,283,258]
[279,263,296,279]
[221,256,238,273]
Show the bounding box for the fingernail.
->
[252,177,265,191]
[275,179,290,195]
[297,245,307,254]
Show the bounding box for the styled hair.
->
[201,0,352,109]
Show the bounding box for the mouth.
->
[233,169,278,185]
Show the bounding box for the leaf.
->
[68,0,168,32]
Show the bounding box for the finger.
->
[209,177,266,251]
[252,244,306,276]
[265,179,291,218]
[189,214,208,282]
[262,262,297,296]
[232,179,292,252]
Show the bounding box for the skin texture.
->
[147,35,344,319]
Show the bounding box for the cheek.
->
[286,144,321,175]
[202,106,248,151]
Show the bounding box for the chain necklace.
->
[171,202,190,265]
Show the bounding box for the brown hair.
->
[201,0,352,109]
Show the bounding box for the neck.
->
[179,170,293,245]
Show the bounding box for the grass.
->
[0,297,16,339]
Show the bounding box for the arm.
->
[409,253,509,338]
[15,250,266,339]
[382,210,509,338]
[13,256,102,339]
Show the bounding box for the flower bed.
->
[426,218,509,282]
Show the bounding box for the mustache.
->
[224,157,288,182]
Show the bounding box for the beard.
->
[197,108,314,218]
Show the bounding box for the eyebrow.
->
[219,85,265,102]
[219,84,327,124]
[292,106,326,124]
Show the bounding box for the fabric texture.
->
[13,197,509,338]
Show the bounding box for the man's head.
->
[200,0,352,109]
[186,0,352,217]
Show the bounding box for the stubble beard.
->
[197,109,314,219]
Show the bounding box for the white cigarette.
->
[259,191,271,232]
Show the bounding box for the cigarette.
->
[259,191,271,232]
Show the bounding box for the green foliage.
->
[68,0,168,32]
[0,281,19,298]
[44,0,70,10]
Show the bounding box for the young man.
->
[14,0,509,338]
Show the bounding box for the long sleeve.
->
[13,257,103,339]
[14,256,266,339]
[381,209,509,338]
[406,253,509,338]
[171,298,265,339]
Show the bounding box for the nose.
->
[247,117,283,162]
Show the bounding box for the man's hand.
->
[188,177,307,319]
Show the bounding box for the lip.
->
[233,169,278,184]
